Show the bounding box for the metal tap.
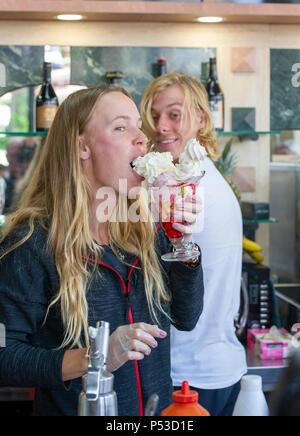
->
[78,321,118,416]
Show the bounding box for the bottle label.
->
[210,99,223,130]
[36,104,58,130]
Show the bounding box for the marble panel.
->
[231,47,256,72]
[271,49,300,130]
[0,45,44,97]
[70,46,216,108]
[232,107,256,131]
[232,166,256,193]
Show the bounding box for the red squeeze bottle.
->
[161,381,210,416]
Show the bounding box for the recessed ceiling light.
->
[196,16,225,23]
[56,14,85,21]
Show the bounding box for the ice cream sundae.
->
[133,138,207,184]
[132,139,206,261]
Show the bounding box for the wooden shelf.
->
[1,0,300,24]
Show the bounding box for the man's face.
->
[151,84,205,162]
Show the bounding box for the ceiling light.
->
[196,17,225,23]
[56,14,85,21]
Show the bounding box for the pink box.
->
[248,328,293,360]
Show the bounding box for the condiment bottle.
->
[161,381,210,416]
[232,375,269,416]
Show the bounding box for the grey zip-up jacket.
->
[0,223,204,416]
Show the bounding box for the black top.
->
[0,223,204,416]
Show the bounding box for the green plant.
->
[0,137,9,151]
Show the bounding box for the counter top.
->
[0,351,288,402]
[247,348,288,392]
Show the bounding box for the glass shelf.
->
[0,130,281,137]
[0,132,47,136]
[243,218,278,224]
[218,131,281,136]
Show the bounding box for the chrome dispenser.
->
[78,321,118,416]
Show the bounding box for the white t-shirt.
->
[171,157,247,390]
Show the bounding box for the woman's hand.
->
[61,323,167,381]
[107,322,167,373]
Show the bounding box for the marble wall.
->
[271,49,300,130]
[70,46,215,108]
[0,45,44,97]
[4,44,300,134]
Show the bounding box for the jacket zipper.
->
[86,256,144,416]
[85,223,161,416]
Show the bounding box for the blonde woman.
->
[0,85,204,416]
[141,73,247,416]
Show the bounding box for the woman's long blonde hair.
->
[141,73,221,159]
[0,85,169,349]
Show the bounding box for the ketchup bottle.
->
[161,381,210,416]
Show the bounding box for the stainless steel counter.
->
[270,163,300,283]
[247,348,288,392]
[0,352,288,403]
[0,348,289,402]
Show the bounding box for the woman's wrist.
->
[62,348,89,382]
[180,244,200,267]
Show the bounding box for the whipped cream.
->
[175,139,206,180]
[178,138,207,163]
[133,138,206,183]
[133,152,175,184]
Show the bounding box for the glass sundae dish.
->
[133,138,206,262]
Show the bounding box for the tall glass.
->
[155,173,205,262]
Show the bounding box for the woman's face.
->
[150,84,205,161]
[80,91,147,196]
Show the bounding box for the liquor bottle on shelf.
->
[206,57,224,132]
[157,58,167,76]
[36,62,59,132]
